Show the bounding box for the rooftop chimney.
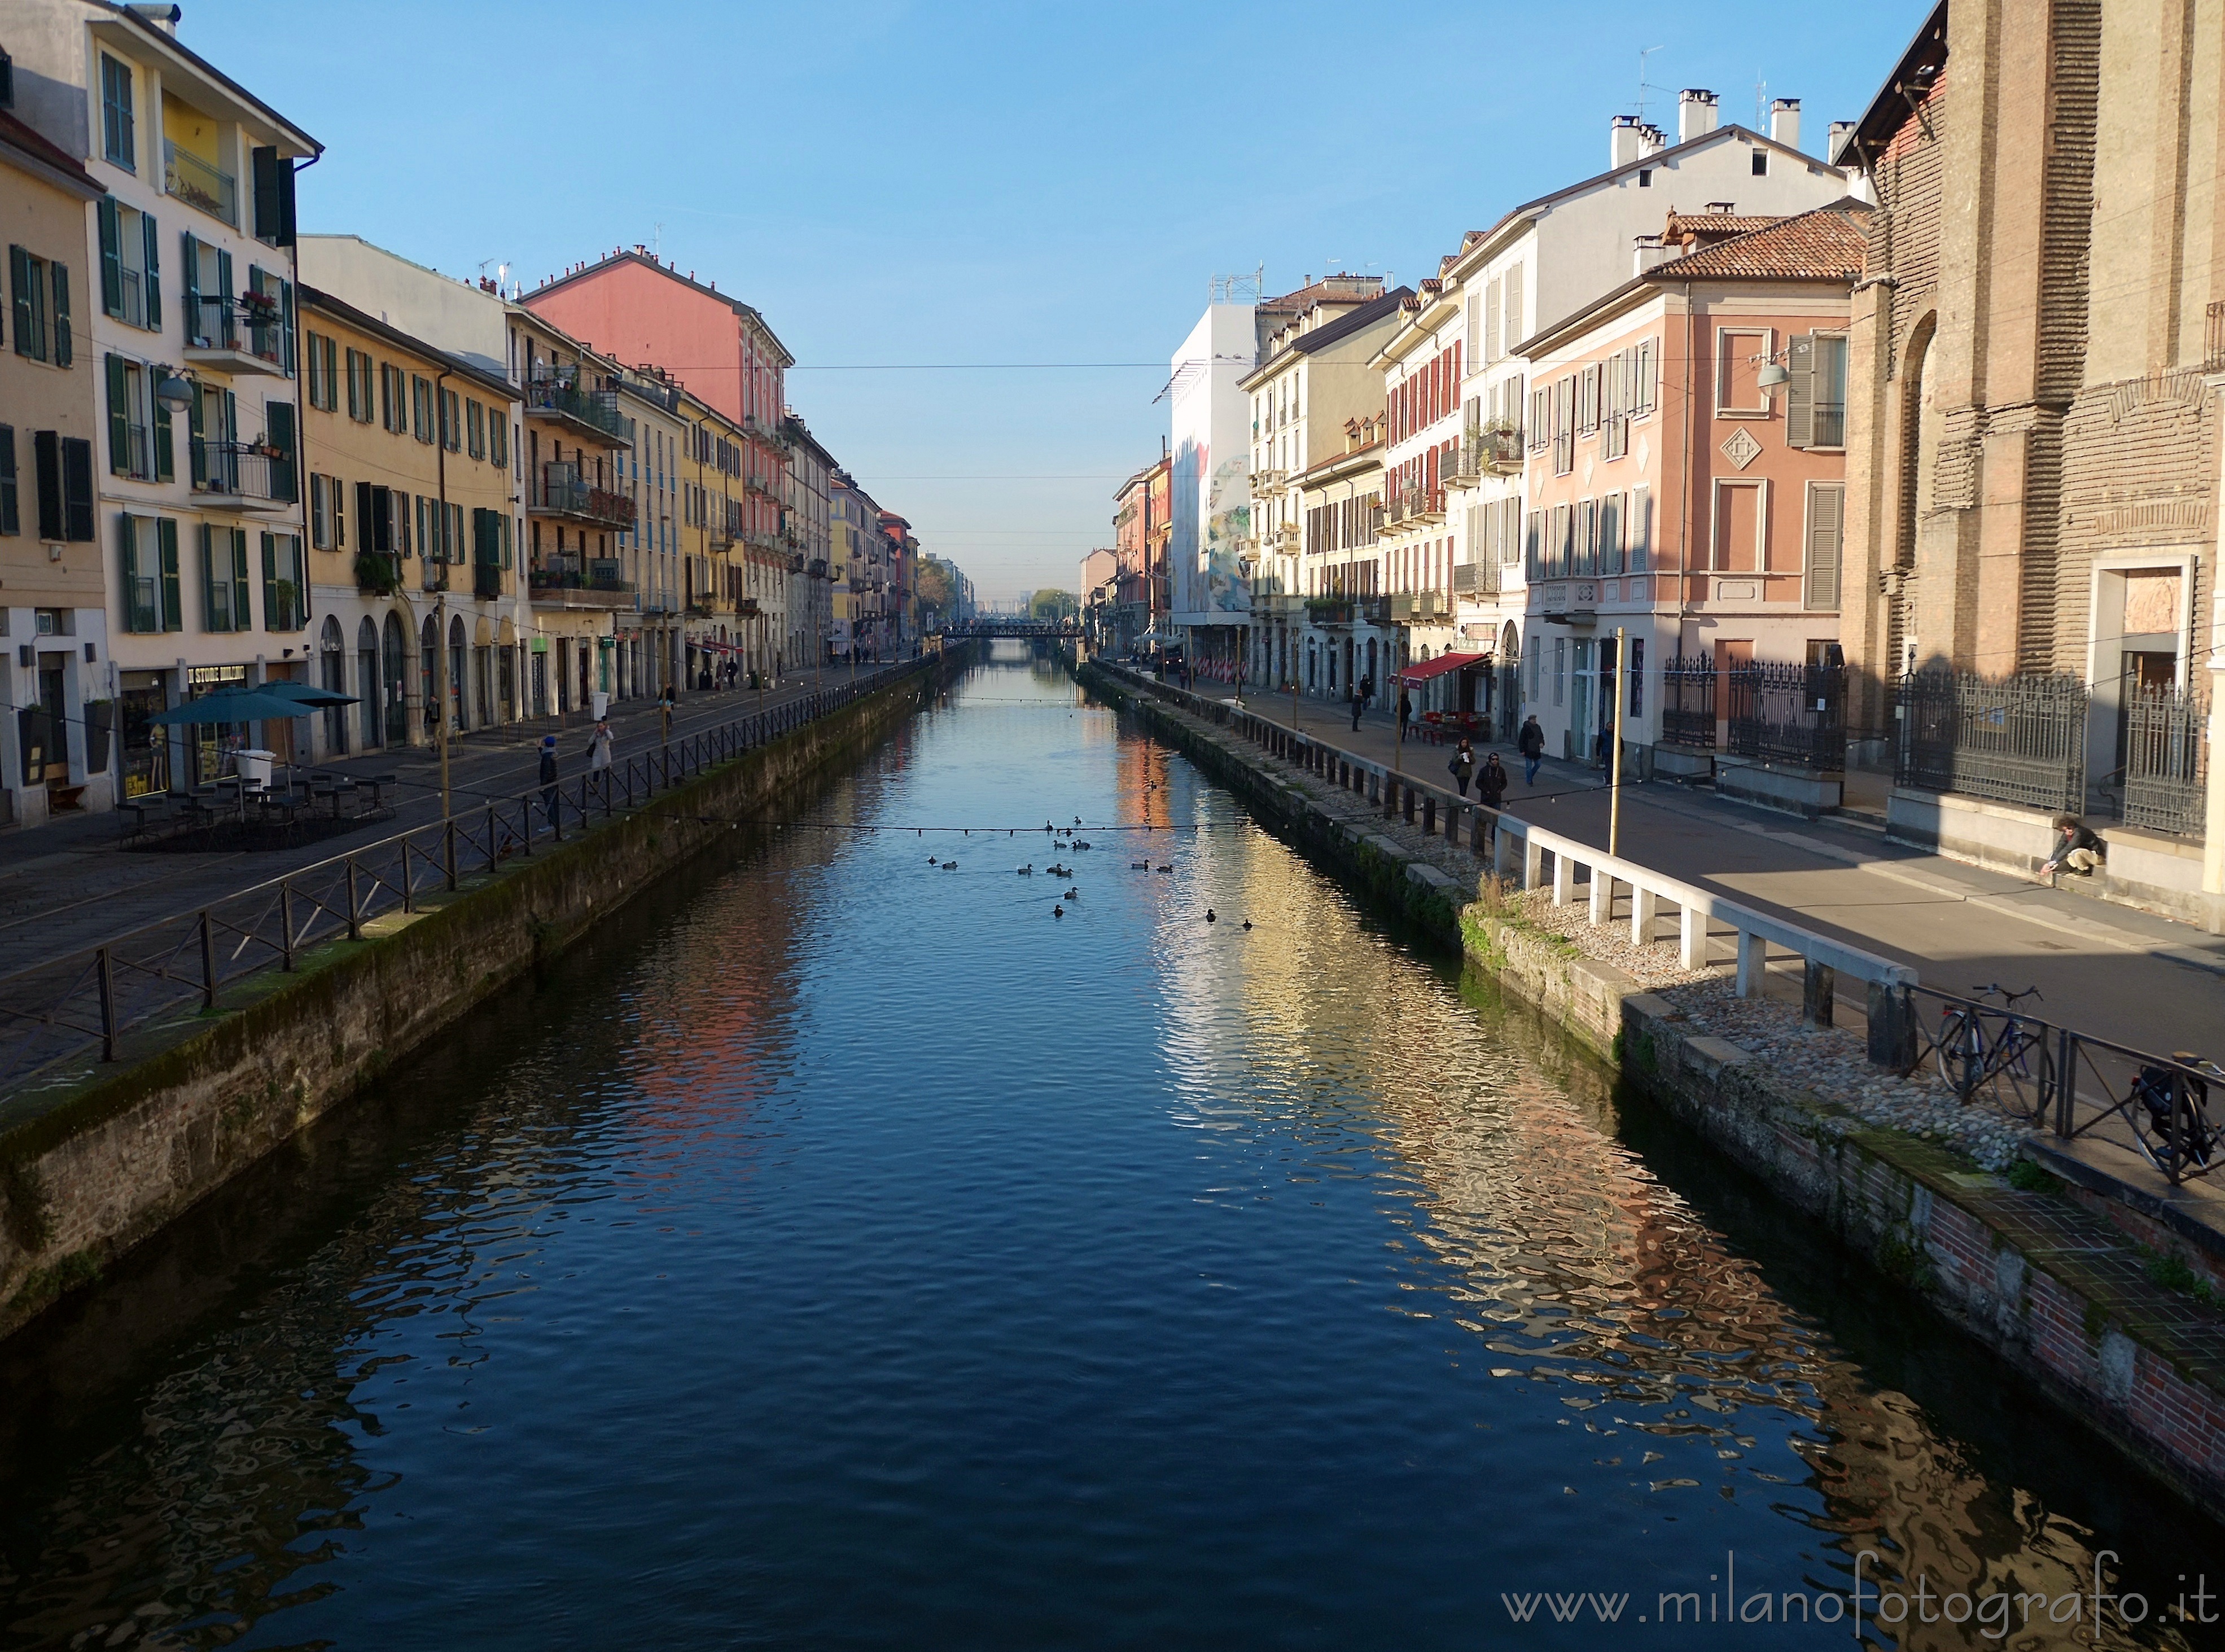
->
[1770,98,1801,152]
[1639,123,1666,156]
[1632,235,1676,277]
[1827,120,1857,164]
[1610,114,1645,170]
[1678,88,1719,144]
[1705,201,1736,214]
[128,3,181,33]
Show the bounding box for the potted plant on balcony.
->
[354,552,401,596]
[238,288,281,326]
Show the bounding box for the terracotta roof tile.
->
[1649,203,1873,282]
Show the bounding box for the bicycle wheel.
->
[1935,1013,1979,1096]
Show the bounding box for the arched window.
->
[382,612,408,745]
[358,616,383,748]
[420,614,439,742]
[448,615,468,732]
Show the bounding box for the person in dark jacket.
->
[1349,681,1364,731]
[2039,813,2103,879]
[1398,690,1413,737]
[1518,715,1545,785]
[1448,737,1475,796]
[538,734,560,826]
[1478,752,1508,810]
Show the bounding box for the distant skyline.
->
[189,0,1931,602]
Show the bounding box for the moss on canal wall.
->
[1078,658,2225,1523]
[0,655,966,1344]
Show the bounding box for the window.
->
[490,413,507,469]
[305,330,338,410]
[1634,338,1656,415]
[0,424,15,534]
[202,524,252,630]
[1,47,13,112]
[10,244,68,364]
[1553,636,1566,706]
[1630,638,1645,716]
[411,374,434,443]
[104,352,172,481]
[1786,334,1849,449]
[467,398,485,459]
[1600,492,1622,575]
[440,387,461,452]
[309,472,345,549]
[1628,486,1652,574]
[264,400,297,502]
[262,532,305,629]
[345,348,373,422]
[98,199,160,331]
[1715,327,1774,415]
[1805,483,1845,611]
[179,235,231,348]
[1637,169,1652,187]
[118,514,182,632]
[1752,148,1769,176]
[34,432,94,541]
[243,266,294,374]
[380,363,405,433]
[100,54,135,170]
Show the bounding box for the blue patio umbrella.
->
[261,680,358,708]
[145,687,322,726]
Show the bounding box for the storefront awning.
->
[1399,651,1487,685]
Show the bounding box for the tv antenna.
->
[1635,46,1666,125]
[1209,264,1264,304]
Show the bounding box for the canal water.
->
[1,649,2219,1650]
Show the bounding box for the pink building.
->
[1519,204,1868,801]
[525,249,794,574]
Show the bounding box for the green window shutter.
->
[216,248,232,338]
[0,425,17,536]
[180,232,200,344]
[10,245,33,357]
[223,387,237,446]
[1784,334,1814,449]
[33,430,62,539]
[1804,484,1844,612]
[233,529,253,630]
[500,512,512,569]
[281,281,295,376]
[142,212,160,331]
[186,381,206,487]
[261,530,276,626]
[99,198,123,316]
[266,398,298,502]
[157,516,181,630]
[119,511,146,631]
[106,353,130,474]
[200,523,220,630]
[52,264,70,366]
[153,395,173,482]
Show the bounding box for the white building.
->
[1237,277,1407,705]
[1374,91,1851,734]
[8,0,319,800]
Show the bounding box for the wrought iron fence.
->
[2120,683,2208,838]
[1894,670,2087,813]
[1725,661,1845,771]
[0,665,926,1105]
[1659,654,1716,748]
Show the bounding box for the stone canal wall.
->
[1078,660,2225,1522]
[0,655,965,1344]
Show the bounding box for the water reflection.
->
[0,654,2216,1651]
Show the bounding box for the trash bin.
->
[235,748,275,789]
[592,690,610,720]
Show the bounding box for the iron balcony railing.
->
[1660,655,1716,748]
[1726,661,1846,773]
[526,380,630,443]
[164,139,236,226]
[535,464,637,529]
[191,440,295,503]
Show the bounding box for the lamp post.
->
[1610,625,1627,857]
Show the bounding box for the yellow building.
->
[297,285,519,752]
[1,110,107,825]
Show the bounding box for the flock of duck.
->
[922,814,1246,926]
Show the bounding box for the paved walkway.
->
[0,662,915,972]
[1126,671,2225,1064]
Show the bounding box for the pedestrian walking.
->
[1518,715,1545,786]
[1478,752,1508,810]
[659,681,676,746]
[1447,737,1475,796]
[1399,690,1414,737]
[538,734,560,826]
[1349,681,1364,731]
[588,717,614,772]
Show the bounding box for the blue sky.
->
[195,0,1929,602]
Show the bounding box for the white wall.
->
[1169,304,1257,629]
[297,235,507,376]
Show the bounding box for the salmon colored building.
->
[1518,203,1868,796]
[522,249,793,607]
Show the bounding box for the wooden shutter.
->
[0,425,16,536]
[281,280,295,376]
[157,515,181,630]
[153,392,173,482]
[119,511,147,631]
[261,531,276,624]
[1505,263,1523,353]
[355,481,374,553]
[216,249,233,338]
[1804,483,1843,611]
[50,263,71,366]
[253,147,283,243]
[1784,334,1814,448]
[233,529,253,630]
[142,212,160,331]
[200,523,220,630]
[266,400,297,502]
[10,244,33,356]
[62,437,92,541]
[99,197,123,315]
[186,380,206,486]
[180,232,200,344]
[106,353,130,474]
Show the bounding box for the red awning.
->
[1398,651,1487,685]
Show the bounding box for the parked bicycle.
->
[1932,983,2047,1105]
[2129,1051,2222,1177]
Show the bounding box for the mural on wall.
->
[1171,436,1203,618]
[1203,457,1252,613]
